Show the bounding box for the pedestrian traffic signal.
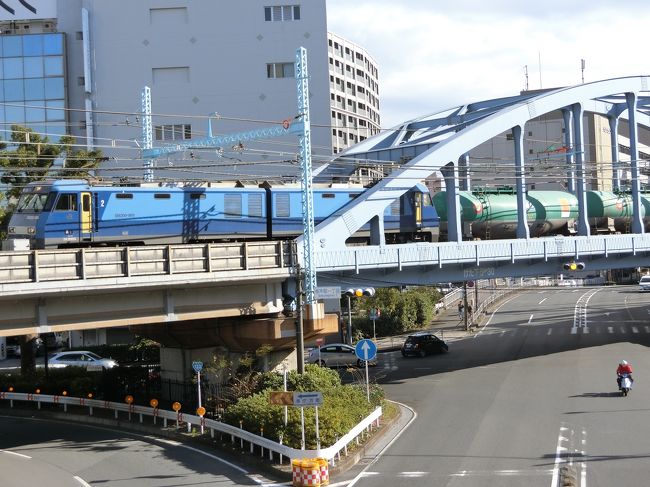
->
[563,262,585,271]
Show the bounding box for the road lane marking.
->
[632,326,639,333]
[571,288,600,334]
[347,400,417,487]
[528,314,534,324]
[74,477,93,487]
[474,294,521,338]
[608,327,613,333]
[539,297,548,304]
[0,450,31,459]
[547,329,552,335]
[398,471,427,477]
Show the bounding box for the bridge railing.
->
[0,391,381,466]
[0,241,294,285]
[313,235,650,273]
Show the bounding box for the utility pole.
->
[295,263,305,374]
[463,281,469,331]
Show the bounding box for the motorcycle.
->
[618,373,633,396]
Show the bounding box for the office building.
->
[0,0,381,180]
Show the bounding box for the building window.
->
[264,5,300,21]
[154,124,192,141]
[266,62,295,79]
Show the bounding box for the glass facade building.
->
[0,33,66,141]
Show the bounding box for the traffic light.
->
[345,288,375,297]
[563,262,585,271]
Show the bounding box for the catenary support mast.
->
[296,47,316,305]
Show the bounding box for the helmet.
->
[621,360,628,365]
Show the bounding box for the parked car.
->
[401,332,448,357]
[639,275,650,291]
[48,351,118,370]
[308,343,375,368]
[6,338,45,358]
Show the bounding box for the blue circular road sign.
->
[355,339,377,361]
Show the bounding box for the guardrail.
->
[0,241,294,285]
[0,391,381,466]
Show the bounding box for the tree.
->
[0,124,105,224]
[0,125,105,373]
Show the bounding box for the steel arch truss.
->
[306,76,650,251]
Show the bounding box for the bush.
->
[352,286,440,337]
[224,365,380,449]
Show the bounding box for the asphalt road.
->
[0,415,275,487]
[2,285,650,486]
[347,285,650,487]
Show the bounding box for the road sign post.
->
[355,339,377,402]
[192,361,203,412]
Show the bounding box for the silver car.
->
[308,343,375,368]
[48,351,118,370]
[639,275,650,291]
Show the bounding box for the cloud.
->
[327,1,650,127]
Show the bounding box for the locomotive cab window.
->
[190,193,206,200]
[154,193,171,199]
[321,193,335,199]
[54,193,78,211]
[116,193,133,199]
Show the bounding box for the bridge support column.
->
[609,116,620,191]
[369,214,385,246]
[562,109,575,193]
[626,92,644,234]
[512,125,530,239]
[572,103,590,236]
[459,153,470,191]
[441,162,462,243]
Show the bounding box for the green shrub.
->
[224,366,380,449]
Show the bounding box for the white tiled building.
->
[0,0,380,179]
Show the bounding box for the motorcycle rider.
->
[616,360,634,389]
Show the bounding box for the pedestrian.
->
[467,303,473,317]
[457,301,464,319]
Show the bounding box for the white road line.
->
[632,326,639,333]
[74,477,93,487]
[550,427,568,487]
[539,297,548,304]
[608,327,614,333]
[528,314,534,324]
[347,401,418,487]
[474,294,521,338]
[0,450,31,459]
[547,329,552,335]
[645,326,650,333]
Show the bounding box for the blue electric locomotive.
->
[5,179,439,249]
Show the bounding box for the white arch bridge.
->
[305,76,650,287]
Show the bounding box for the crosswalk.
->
[475,323,650,337]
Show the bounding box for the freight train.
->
[432,186,648,240]
[4,179,439,249]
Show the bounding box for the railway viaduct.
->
[2,76,650,378]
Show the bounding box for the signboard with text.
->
[293,391,323,406]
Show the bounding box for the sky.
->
[326,0,650,129]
